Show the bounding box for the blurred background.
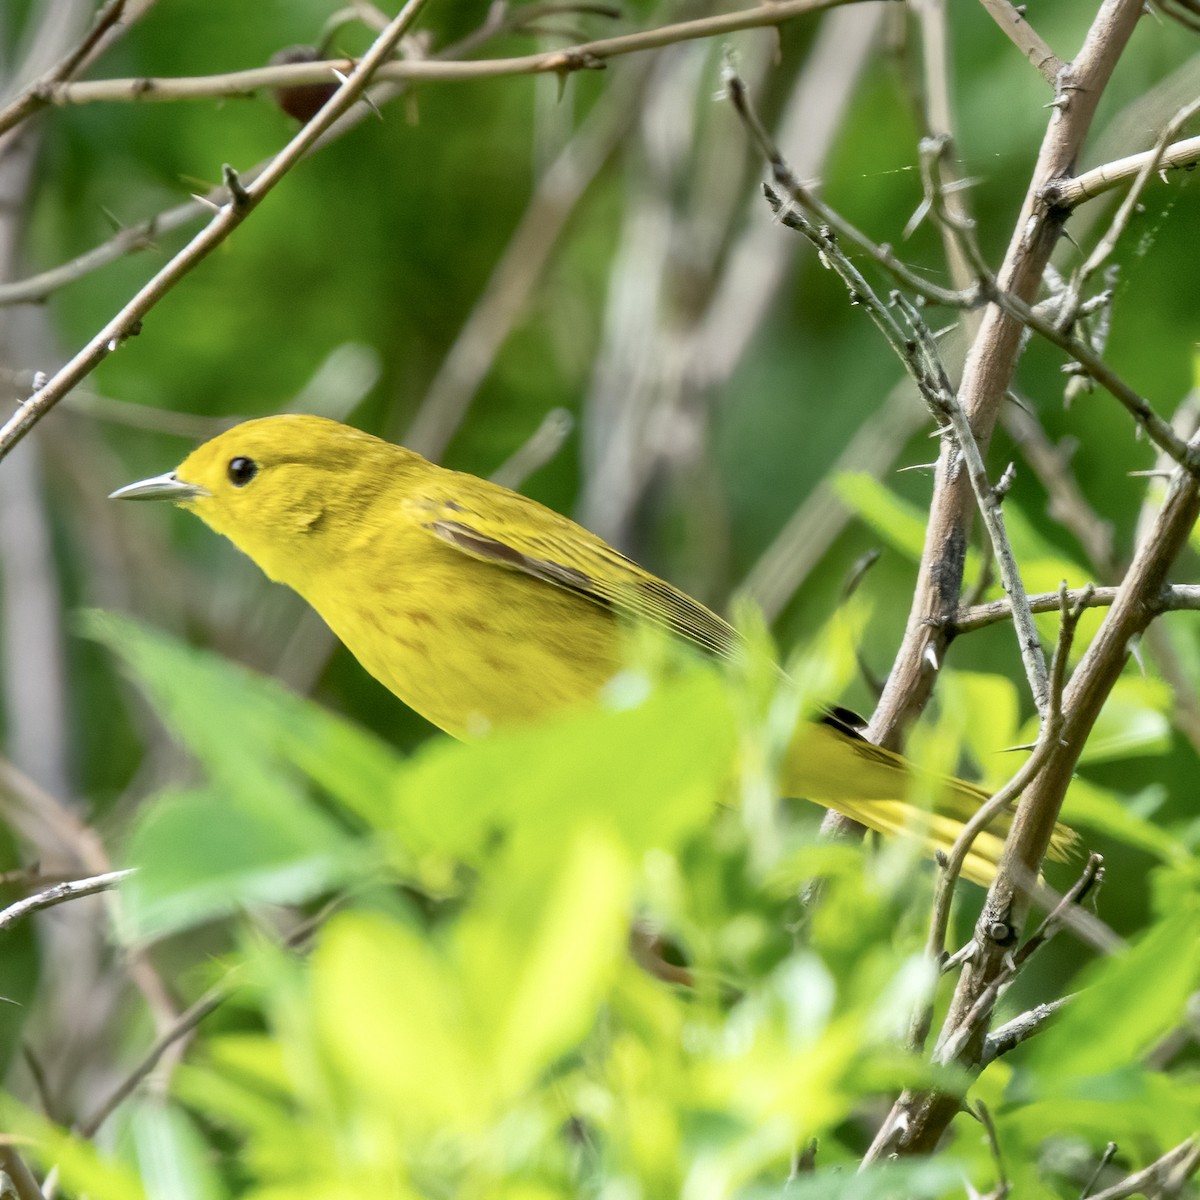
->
[0,0,1198,1175]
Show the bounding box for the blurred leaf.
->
[1060,779,1189,864]
[1018,674,1173,765]
[834,473,982,580]
[81,610,403,827]
[126,1100,226,1200]
[388,667,734,884]
[119,785,365,940]
[1023,905,1200,1080]
[0,1096,146,1200]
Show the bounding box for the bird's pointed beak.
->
[108,472,210,502]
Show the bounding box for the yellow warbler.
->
[112,414,1075,883]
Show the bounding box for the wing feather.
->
[406,478,738,659]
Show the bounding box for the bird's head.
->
[110,414,411,585]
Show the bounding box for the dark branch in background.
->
[0,0,432,464]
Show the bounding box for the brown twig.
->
[44,0,853,107]
[75,985,225,1139]
[0,0,431,464]
[859,0,1152,1157]
[0,1144,44,1200]
[977,0,1063,86]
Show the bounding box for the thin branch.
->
[0,1145,44,1200]
[75,984,225,1139]
[1056,95,1200,333]
[45,0,853,107]
[0,0,431,464]
[738,73,1195,482]
[972,1100,1010,1200]
[722,85,1055,720]
[1052,130,1200,209]
[934,853,1105,1064]
[952,582,1200,632]
[978,0,1063,86]
[1086,1139,1200,1200]
[980,995,1072,1064]
[908,582,1087,1053]
[0,869,133,933]
[0,0,131,142]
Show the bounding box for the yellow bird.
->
[111,414,1075,884]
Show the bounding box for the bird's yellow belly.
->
[308,545,622,738]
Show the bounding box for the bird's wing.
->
[403,478,740,659]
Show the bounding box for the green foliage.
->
[3,1,1200,1196]
[5,618,1182,1196]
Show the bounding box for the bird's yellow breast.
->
[304,519,621,737]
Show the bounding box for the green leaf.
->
[1024,906,1200,1080]
[81,610,403,828]
[119,785,365,940]
[388,667,735,883]
[1018,674,1172,766]
[1060,779,1189,864]
[126,1100,226,1200]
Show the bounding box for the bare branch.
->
[75,984,225,1139]
[0,0,133,143]
[952,583,1200,633]
[0,868,133,933]
[978,0,1063,86]
[44,0,854,108]
[0,0,431,464]
[1086,1139,1200,1200]
[0,1145,44,1200]
[1054,131,1200,209]
[980,995,1072,1065]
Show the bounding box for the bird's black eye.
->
[227,456,258,487]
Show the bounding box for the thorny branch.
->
[25,0,853,115]
[0,0,432,463]
[732,0,1198,1162]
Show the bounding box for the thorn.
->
[993,461,1017,499]
[897,461,939,473]
[331,67,350,86]
[360,88,384,121]
[923,642,940,672]
[1130,637,1145,675]
[222,164,250,209]
[192,192,223,213]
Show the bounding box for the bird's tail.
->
[782,718,1078,886]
